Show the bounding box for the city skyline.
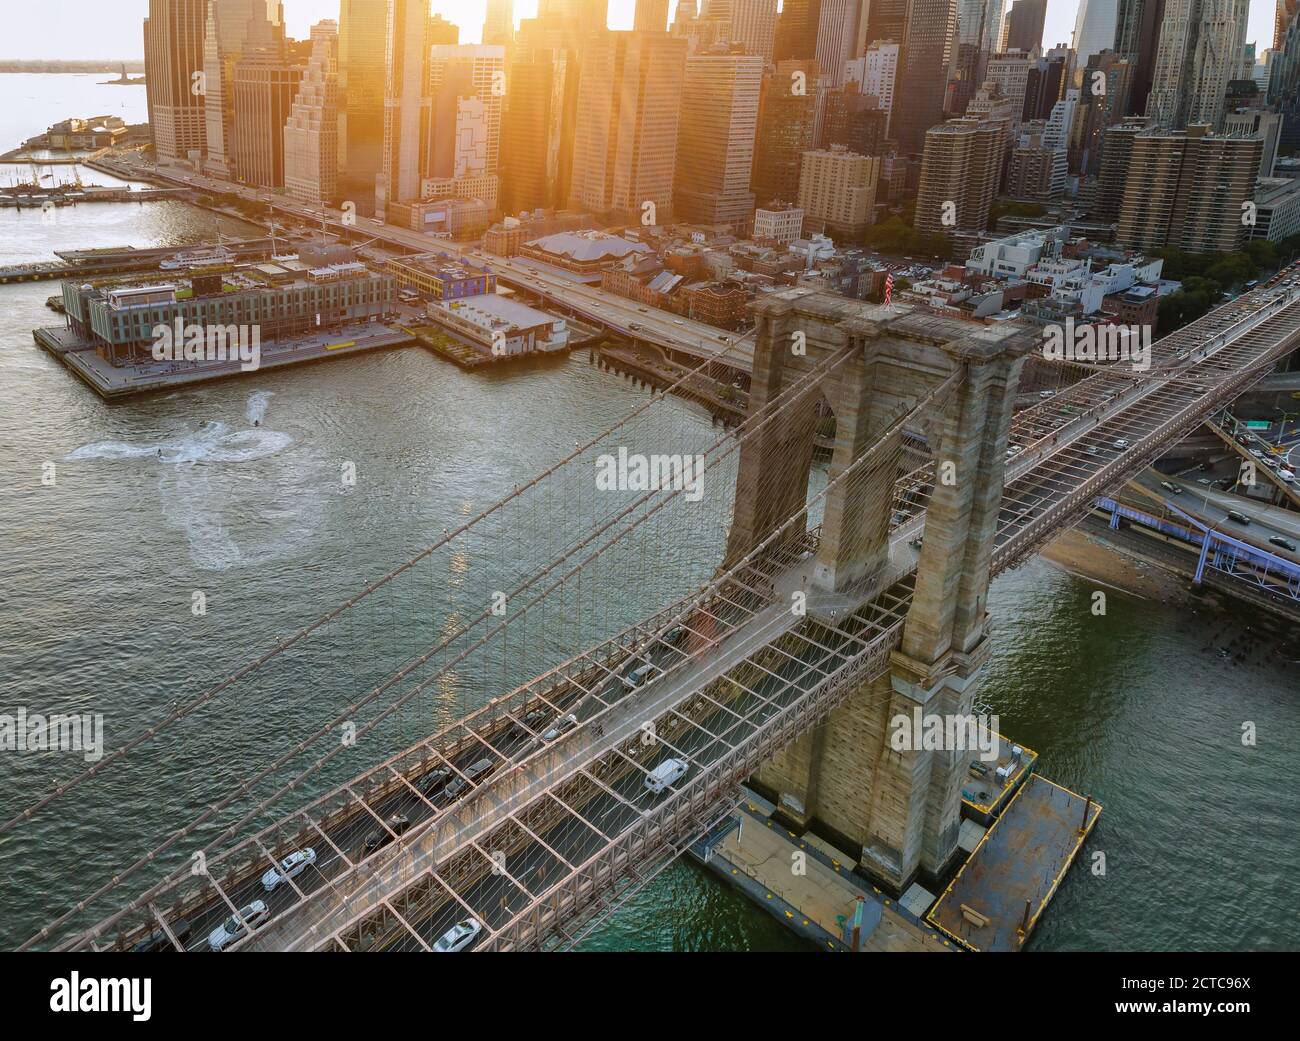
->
[3,0,1280,61]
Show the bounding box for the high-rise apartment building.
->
[986,49,1035,130]
[1147,0,1250,130]
[283,20,339,205]
[751,58,819,207]
[337,0,388,213]
[797,145,880,239]
[145,0,209,162]
[1116,124,1262,252]
[894,0,959,153]
[202,1,283,179]
[570,31,688,222]
[1003,0,1046,52]
[425,46,507,208]
[914,117,1005,235]
[674,50,763,226]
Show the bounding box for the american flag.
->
[883,272,894,306]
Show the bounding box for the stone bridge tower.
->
[728,288,1036,894]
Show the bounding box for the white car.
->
[542,713,578,741]
[645,758,688,795]
[434,917,481,952]
[208,901,269,951]
[262,848,317,892]
[1113,438,1130,450]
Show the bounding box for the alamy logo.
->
[50,972,151,1021]
[151,319,261,371]
[595,447,706,503]
[888,709,999,761]
[0,707,103,762]
[1042,319,1150,372]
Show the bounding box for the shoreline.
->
[1039,524,1194,605]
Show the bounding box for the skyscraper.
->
[202,0,283,179]
[814,0,858,87]
[844,40,900,135]
[231,47,303,188]
[674,49,763,226]
[1147,0,1250,130]
[1002,0,1046,53]
[284,20,340,205]
[1071,0,1118,72]
[378,0,432,218]
[634,0,671,32]
[1115,0,1164,115]
[483,0,515,46]
[426,45,507,208]
[894,0,959,153]
[751,58,819,207]
[570,31,688,222]
[144,0,209,162]
[338,0,387,213]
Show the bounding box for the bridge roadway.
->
[74,273,1300,951]
[89,156,753,374]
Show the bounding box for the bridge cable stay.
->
[24,342,860,949]
[68,348,935,951]
[301,371,967,952]
[0,327,774,843]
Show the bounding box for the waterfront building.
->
[385,254,497,298]
[427,295,570,356]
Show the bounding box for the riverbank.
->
[1040,523,1192,604]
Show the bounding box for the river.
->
[0,75,1296,952]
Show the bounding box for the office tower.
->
[730,0,779,61]
[914,117,1005,235]
[426,45,507,209]
[144,0,209,162]
[674,50,763,225]
[1075,51,1136,172]
[985,50,1035,130]
[1147,0,1250,130]
[1115,0,1164,115]
[1071,0,1118,71]
[201,1,283,179]
[1003,0,1046,52]
[378,0,432,218]
[894,0,959,153]
[1116,125,1261,252]
[797,145,880,239]
[949,1,1006,113]
[751,58,819,207]
[858,0,908,55]
[844,41,900,134]
[821,82,889,156]
[483,0,514,46]
[774,0,820,61]
[1023,49,1068,121]
[634,0,671,31]
[814,0,858,87]
[338,0,387,213]
[501,50,569,213]
[230,48,302,188]
[283,20,339,205]
[538,0,608,37]
[570,32,688,222]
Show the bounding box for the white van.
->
[623,662,655,690]
[644,758,687,795]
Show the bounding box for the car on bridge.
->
[363,814,410,855]
[1160,482,1182,495]
[262,848,317,892]
[542,713,578,741]
[1269,535,1297,552]
[1226,510,1251,526]
[444,757,496,800]
[623,661,656,690]
[645,758,688,795]
[208,901,269,951]
[434,917,481,952]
